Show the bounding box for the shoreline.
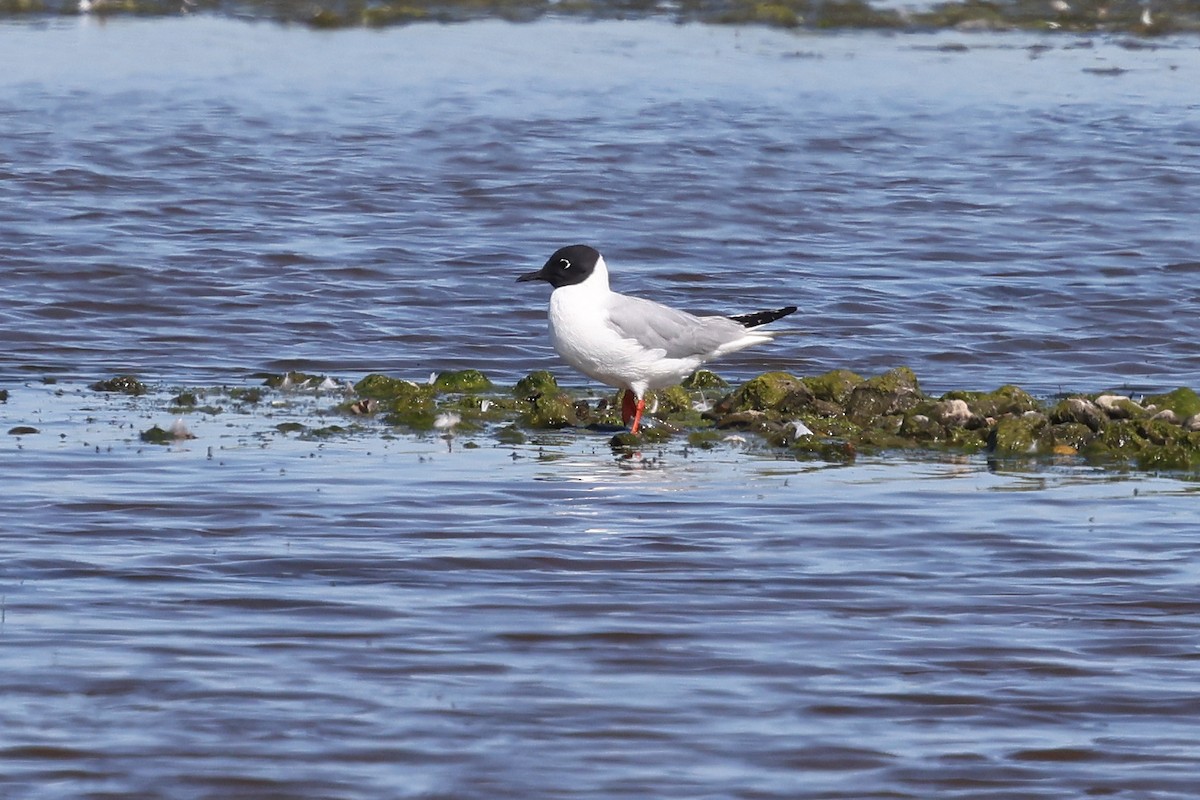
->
[6,367,1200,476]
[3,0,1200,35]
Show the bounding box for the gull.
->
[518,244,797,433]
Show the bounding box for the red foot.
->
[620,390,646,434]
[630,398,645,434]
[621,389,637,425]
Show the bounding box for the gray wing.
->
[605,294,746,359]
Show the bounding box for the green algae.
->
[261,371,326,389]
[521,390,579,429]
[844,367,921,425]
[803,369,864,405]
[78,367,1200,476]
[91,375,148,396]
[1145,387,1200,420]
[9,0,1200,34]
[354,373,420,399]
[512,370,559,399]
[139,424,174,444]
[682,369,729,391]
[942,385,1040,418]
[433,369,493,393]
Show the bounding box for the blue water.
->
[2,17,1199,393]
[2,16,1200,800]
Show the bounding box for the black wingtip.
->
[729,305,798,328]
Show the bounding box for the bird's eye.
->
[559,259,571,270]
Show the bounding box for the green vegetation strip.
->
[49,367,1200,473]
[5,0,1200,35]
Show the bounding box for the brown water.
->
[3,16,1200,800]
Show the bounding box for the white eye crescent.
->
[559,259,571,269]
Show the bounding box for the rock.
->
[801,369,864,405]
[1049,397,1106,432]
[718,371,807,413]
[433,369,492,393]
[899,413,946,441]
[1038,422,1092,454]
[932,398,972,427]
[844,367,923,425]
[355,373,420,399]
[1185,414,1200,432]
[140,423,193,444]
[681,370,728,390]
[1095,394,1145,419]
[91,375,147,396]
[522,391,578,429]
[945,385,1039,418]
[1144,387,1200,420]
[987,413,1047,455]
[655,385,694,415]
[714,409,774,430]
[1151,409,1180,425]
[512,370,560,399]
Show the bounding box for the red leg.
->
[630,397,646,434]
[621,389,638,425]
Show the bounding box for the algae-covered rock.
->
[1081,418,1200,470]
[686,429,725,449]
[655,385,694,414]
[1049,397,1106,432]
[931,398,973,427]
[433,369,492,393]
[681,369,728,390]
[1037,422,1093,454]
[790,438,857,463]
[522,391,578,429]
[513,370,560,399]
[1145,387,1200,420]
[229,386,263,404]
[945,385,1040,418]
[262,371,323,389]
[92,375,147,396]
[384,405,438,430]
[609,431,643,449]
[714,409,777,430]
[721,371,807,412]
[899,412,947,442]
[988,413,1047,455]
[355,373,421,400]
[844,367,923,425]
[1095,394,1146,420]
[379,380,438,430]
[494,424,526,445]
[140,425,174,444]
[140,422,195,444]
[802,369,864,405]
